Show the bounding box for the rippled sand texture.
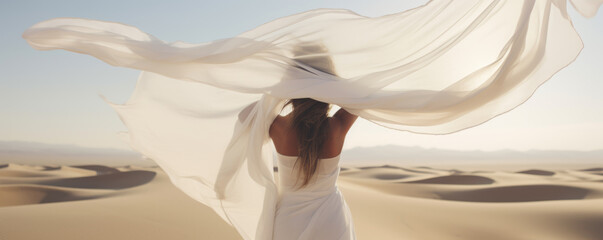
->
[0,164,240,240]
[1,163,602,240]
[339,165,603,240]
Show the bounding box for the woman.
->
[270,98,358,239]
[21,1,599,239]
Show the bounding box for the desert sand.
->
[1,163,602,240]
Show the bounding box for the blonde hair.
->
[286,98,331,188]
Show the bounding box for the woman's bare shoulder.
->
[332,108,358,132]
[269,115,288,139]
[269,116,281,137]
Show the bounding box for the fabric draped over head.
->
[22,0,602,239]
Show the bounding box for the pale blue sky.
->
[1,0,602,151]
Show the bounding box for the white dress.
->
[274,153,355,240]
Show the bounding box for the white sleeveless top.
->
[273,152,356,240]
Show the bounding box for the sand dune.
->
[0,164,155,207]
[438,184,592,202]
[0,185,113,207]
[578,167,603,171]
[338,164,603,240]
[516,169,556,176]
[39,170,156,189]
[71,165,121,174]
[339,167,418,180]
[1,163,602,239]
[404,175,495,185]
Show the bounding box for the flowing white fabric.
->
[22,1,601,239]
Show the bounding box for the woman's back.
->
[270,106,357,240]
[269,108,357,158]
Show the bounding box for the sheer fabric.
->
[22,1,601,239]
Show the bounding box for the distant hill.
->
[341,145,603,166]
[0,141,152,166]
[1,141,601,167]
